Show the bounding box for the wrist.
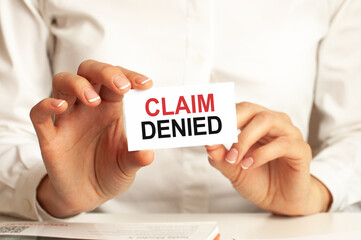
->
[36,175,83,218]
[307,176,333,214]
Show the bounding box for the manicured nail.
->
[88,96,100,103]
[84,88,100,103]
[241,157,254,170]
[113,75,130,90]
[119,82,131,90]
[225,148,238,164]
[135,76,152,85]
[51,99,66,108]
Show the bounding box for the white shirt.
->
[1,0,361,220]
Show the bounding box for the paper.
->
[0,221,219,240]
[123,82,238,151]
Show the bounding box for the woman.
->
[0,0,360,220]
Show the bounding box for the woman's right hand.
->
[30,60,154,218]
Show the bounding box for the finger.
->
[275,111,293,123]
[78,60,132,93]
[120,150,155,176]
[227,111,299,164]
[30,98,68,144]
[206,144,228,163]
[236,102,295,130]
[117,66,153,90]
[235,102,268,129]
[53,72,101,107]
[78,60,152,102]
[241,136,311,170]
[205,144,243,184]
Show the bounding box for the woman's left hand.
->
[206,102,332,215]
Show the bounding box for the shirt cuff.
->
[13,162,47,220]
[13,161,84,221]
[35,197,85,222]
[310,159,345,212]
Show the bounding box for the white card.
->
[123,82,238,151]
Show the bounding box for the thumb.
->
[30,98,68,145]
[205,144,242,182]
[119,149,155,177]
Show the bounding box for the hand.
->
[30,60,154,218]
[206,102,332,215]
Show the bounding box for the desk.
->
[1,213,361,239]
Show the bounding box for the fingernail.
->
[207,154,213,160]
[51,99,66,108]
[114,75,130,90]
[120,82,131,90]
[135,76,152,85]
[241,157,254,170]
[84,88,100,103]
[225,148,238,164]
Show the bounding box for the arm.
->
[0,0,53,220]
[309,0,361,212]
[206,0,361,215]
[0,1,155,219]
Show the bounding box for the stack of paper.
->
[0,221,220,240]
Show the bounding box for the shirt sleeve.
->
[0,0,60,220]
[310,0,361,212]
[0,0,105,220]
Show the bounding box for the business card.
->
[123,82,238,151]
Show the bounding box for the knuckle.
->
[127,71,141,80]
[252,148,266,162]
[53,72,67,85]
[301,141,312,157]
[256,146,267,157]
[54,72,86,94]
[256,111,274,123]
[99,65,116,80]
[236,101,266,114]
[70,75,88,92]
[278,112,292,122]
[278,136,291,149]
[29,99,46,123]
[236,140,248,156]
[294,127,304,139]
[237,136,247,149]
[78,59,95,70]
[237,101,253,111]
